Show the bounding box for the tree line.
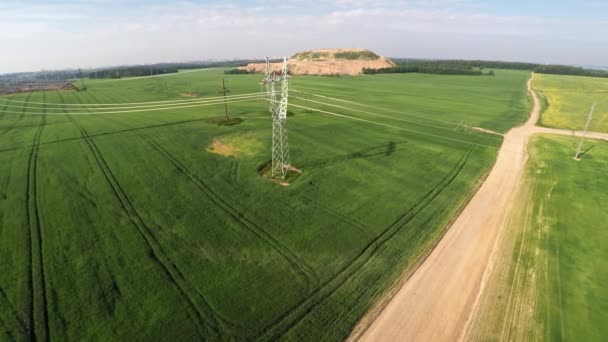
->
[88,60,263,79]
[364,59,608,78]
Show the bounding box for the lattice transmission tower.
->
[268,57,291,179]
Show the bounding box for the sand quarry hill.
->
[240,48,395,76]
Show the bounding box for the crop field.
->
[533,74,608,132]
[466,135,608,341]
[0,68,529,340]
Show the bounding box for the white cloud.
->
[0,1,606,73]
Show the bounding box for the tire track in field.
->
[24,92,49,341]
[0,117,213,154]
[500,182,536,341]
[229,160,239,184]
[0,315,18,342]
[59,91,226,339]
[0,286,27,337]
[300,197,371,232]
[18,94,33,121]
[257,146,475,340]
[88,90,318,289]
[140,133,318,290]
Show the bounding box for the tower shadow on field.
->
[302,140,405,169]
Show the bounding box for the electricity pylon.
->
[218,78,231,120]
[78,68,87,91]
[271,57,291,179]
[574,102,596,159]
[262,57,275,113]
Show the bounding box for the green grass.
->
[533,74,608,132]
[292,51,328,60]
[526,135,608,341]
[292,69,531,133]
[0,68,529,340]
[333,51,380,60]
[467,135,608,341]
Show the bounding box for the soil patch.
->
[206,131,261,157]
[258,161,303,186]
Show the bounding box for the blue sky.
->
[0,0,606,73]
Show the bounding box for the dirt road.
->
[357,76,608,341]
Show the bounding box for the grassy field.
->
[466,135,608,341]
[533,74,608,132]
[0,68,529,340]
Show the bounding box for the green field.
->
[534,74,608,132]
[0,68,529,340]
[467,135,608,341]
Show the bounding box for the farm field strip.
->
[358,77,540,342]
[57,92,228,339]
[0,68,531,340]
[68,90,316,337]
[533,74,608,133]
[465,135,608,341]
[83,73,504,340]
[258,145,478,341]
[89,91,320,291]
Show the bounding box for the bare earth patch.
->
[206,131,261,158]
[258,162,303,186]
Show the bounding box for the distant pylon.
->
[574,102,596,159]
[271,57,291,179]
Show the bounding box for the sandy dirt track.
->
[356,76,608,342]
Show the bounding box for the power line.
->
[0,91,265,107]
[287,102,501,150]
[0,97,263,116]
[290,95,503,143]
[291,88,464,126]
[0,93,263,113]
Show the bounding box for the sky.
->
[0,0,607,73]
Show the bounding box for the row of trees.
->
[86,60,263,79]
[369,59,608,78]
[224,69,252,75]
[363,63,493,76]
